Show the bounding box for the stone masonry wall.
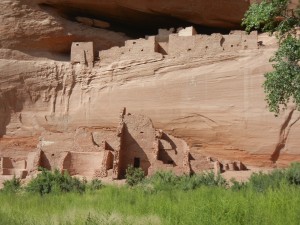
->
[98,27,258,64]
[168,30,258,57]
[71,42,94,67]
[99,36,162,65]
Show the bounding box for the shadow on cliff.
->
[0,88,25,138]
[271,108,300,163]
[119,124,151,178]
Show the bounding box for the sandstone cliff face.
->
[1,0,300,174]
[35,0,250,29]
[0,0,252,60]
[1,33,300,168]
[0,0,128,58]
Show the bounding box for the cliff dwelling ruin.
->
[0,26,260,182]
[70,26,258,67]
[0,108,247,181]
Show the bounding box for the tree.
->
[242,0,300,116]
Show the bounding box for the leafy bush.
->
[144,171,227,191]
[242,0,290,34]
[125,165,145,186]
[242,0,300,116]
[26,168,86,195]
[264,36,300,115]
[2,176,21,193]
[286,162,300,185]
[88,179,103,191]
[247,169,286,192]
[230,178,247,192]
[232,163,300,192]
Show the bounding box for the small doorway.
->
[133,157,140,168]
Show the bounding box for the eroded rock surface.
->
[0,0,128,58]
[35,0,251,29]
[1,0,300,184]
[1,27,300,170]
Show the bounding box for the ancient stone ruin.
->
[70,26,258,67]
[0,109,197,180]
[71,42,94,67]
[0,108,248,180]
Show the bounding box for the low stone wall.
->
[63,152,104,177]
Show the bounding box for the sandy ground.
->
[221,166,273,183]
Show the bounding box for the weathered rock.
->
[1,29,300,170]
[35,0,251,29]
[0,0,128,57]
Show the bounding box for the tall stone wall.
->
[71,42,94,67]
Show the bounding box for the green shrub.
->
[242,0,290,34]
[286,162,300,185]
[125,165,145,186]
[247,169,286,192]
[2,176,21,193]
[242,0,300,116]
[145,171,227,191]
[88,179,103,191]
[26,168,86,195]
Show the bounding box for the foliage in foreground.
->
[143,170,227,192]
[242,0,300,115]
[1,177,300,225]
[231,162,300,192]
[125,165,145,186]
[26,168,87,195]
[1,164,300,224]
[2,176,21,193]
[1,168,103,195]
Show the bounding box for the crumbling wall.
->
[73,128,100,152]
[155,133,191,175]
[168,34,196,56]
[222,31,258,51]
[26,150,42,173]
[64,152,104,177]
[97,150,114,178]
[112,108,126,179]
[99,36,162,65]
[98,26,258,65]
[92,129,119,152]
[0,157,28,178]
[71,42,94,67]
[168,28,258,57]
[155,28,175,55]
[118,112,156,177]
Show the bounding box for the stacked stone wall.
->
[168,30,257,57]
[99,36,162,65]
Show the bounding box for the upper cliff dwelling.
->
[70,26,258,67]
[0,0,254,60]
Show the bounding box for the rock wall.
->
[1,0,300,176]
[33,0,251,29]
[99,36,162,65]
[1,31,300,169]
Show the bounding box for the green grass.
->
[0,184,300,225]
